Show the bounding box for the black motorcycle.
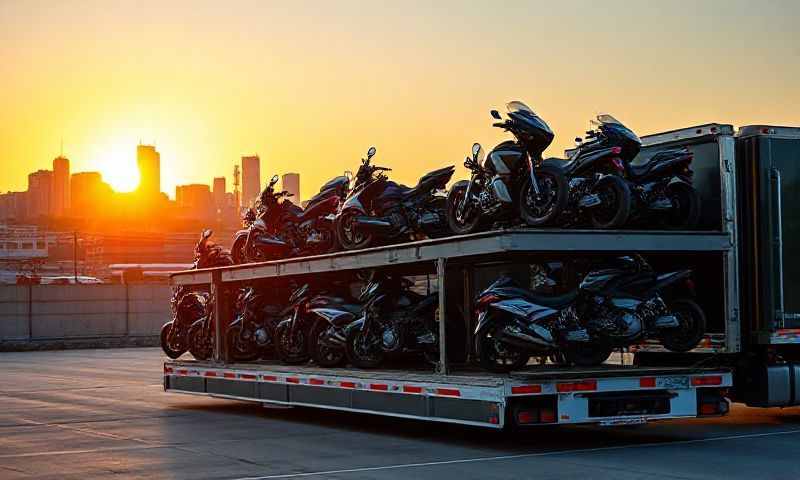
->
[305,292,363,367]
[475,256,706,372]
[297,175,350,254]
[335,147,455,250]
[225,287,287,362]
[274,284,315,364]
[447,101,568,234]
[344,275,439,368]
[542,114,638,229]
[161,229,232,359]
[624,146,701,229]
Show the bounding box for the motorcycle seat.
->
[402,166,455,199]
[627,149,690,179]
[543,157,577,173]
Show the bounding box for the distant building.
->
[0,191,27,221]
[71,172,112,214]
[51,155,70,216]
[176,184,213,220]
[241,155,260,208]
[282,173,300,205]
[137,145,161,197]
[213,177,226,208]
[27,170,53,218]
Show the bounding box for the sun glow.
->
[97,142,141,192]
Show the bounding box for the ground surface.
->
[1,348,799,480]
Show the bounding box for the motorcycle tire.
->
[345,324,385,369]
[160,322,186,359]
[660,299,707,352]
[308,320,347,367]
[274,322,311,365]
[563,342,613,367]
[519,166,568,227]
[446,183,482,235]
[231,235,248,264]
[664,182,701,230]
[187,322,213,361]
[477,329,530,373]
[335,210,374,251]
[589,175,631,229]
[225,325,260,362]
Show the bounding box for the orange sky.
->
[1,0,798,200]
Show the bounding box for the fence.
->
[0,284,171,343]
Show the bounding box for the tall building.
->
[241,155,260,208]
[282,173,300,205]
[176,184,213,220]
[0,192,27,221]
[71,172,112,214]
[52,155,70,216]
[137,144,161,197]
[212,177,226,208]
[27,170,53,218]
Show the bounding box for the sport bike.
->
[225,286,287,362]
[447,101,568,234]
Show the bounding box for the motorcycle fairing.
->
[489,298,558,323]
[311,308,356,327]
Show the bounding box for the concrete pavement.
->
[1,348,799,479]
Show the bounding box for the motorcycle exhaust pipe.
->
[353,216,393,232]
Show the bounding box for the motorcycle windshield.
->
[506,101,553,136]
[595,114,641,144]
[289,284,310,304]
[359,281,381,302]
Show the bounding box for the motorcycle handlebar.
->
[492,122,506,128]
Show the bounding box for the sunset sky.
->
[1,0,798,200]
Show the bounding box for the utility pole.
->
[73,231,78,284]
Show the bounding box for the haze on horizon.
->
[1,0,798,199]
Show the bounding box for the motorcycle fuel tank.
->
[485,141,524,175]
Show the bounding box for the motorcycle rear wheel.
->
[519,166,568,227]
[335,211,374,251]
[187,322,213,361]
[660,299,706,352]
[160,322,186,359]
[589,175,631,229]
[477,330,530,373]
[664,182,701,230]
[446,184,482,235]
[345,325,385,369]
[275,322,311,365]
[308,320,346,367]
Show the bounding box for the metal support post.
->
[437,257,448,375]
[211,271,229,364]
[462,267,473,364]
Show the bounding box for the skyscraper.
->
[52,155,70,216]
[137,144,161,197]
[212,177,226,208]
[282,173,300,205]
[241,155,261,208]
[27,170,53,218]
[71,172,112,214]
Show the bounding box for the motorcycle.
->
[305,290,363,367]
[225,287,286,362]
[542,114,638,229]
[623,146,701,229]
[161,229,232,359]
[296,175,351,255]
[335,147,455,250]
[447,101,568,234]
[232,175,302,264]
[344,275,440,369]
[475,255,706,372]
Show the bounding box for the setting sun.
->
[95,142,141,193]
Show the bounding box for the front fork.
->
[528,156,542,196]
[456,173,477,219]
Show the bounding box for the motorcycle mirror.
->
[270,174,279,185]
[367,146,376,159]
[574,137,583,143]
[201,229,213,240]
[490,110,502,120]
[472,143,485,163]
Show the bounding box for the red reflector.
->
[223,372,236,379]
[403,385,423,394]
[178,369,188,375]
[557,380,597,393]
[761,128,770,134]
[370,383,388,391]
[436,388,461,397]
[710,127,718,133]
[699,403,718,415]
[511,385,542,395]
[240,374,257,380]
[204,371,217,377]
[610,146,622,155]
[539,408,556,423]
[164,367,173,374]
[489,416,499,425]
[340,381,356,389]
[309,378,324,385]
[286,377,300,384]
[262,375,277,382]
[692,375,722,386]
[517,410,537,424]
[640,377,656,388]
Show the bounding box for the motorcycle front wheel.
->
[660,299,706,352]
[274,322,311,365]
[519,166,568,227]
[308,320,347,367]
[664,182,701,230]
[477,330,530,373]
[187,322,213,361]
[589,175,631,229]
[231,235,248,264]
[225,325,260,362]
[446,184,482,235]
[160,322,186,359]
[345,325,385,369]
[335,211,374,251]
